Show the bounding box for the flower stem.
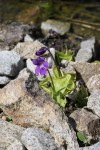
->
[47,69,55,91]
[48,48,62,77]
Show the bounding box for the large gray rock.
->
[70,62,100,84]
[0,50,24,77]
[79,141,100,150]
[0,68,79,150]
[24,34,34,42]
[7,139,25,150]
[21,128,58,150]
[41,19,70,36]
[70,108,98,140]
[0,76,11,85]
[13,40,46,59]
[0,23,33,50]
[87,74,100,93]
[61,60,76,74]
[75,37,95,62]
[0,119,25,150]
[87,90,100,117]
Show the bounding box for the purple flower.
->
[35,47,48,56]
[32,57,44,65]
[32,57,48,75]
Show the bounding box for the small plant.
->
[77,131,90,145]
[55,49,73,63]
[75,83,88,108]
[32,47,76,108]
[6,116,13,122]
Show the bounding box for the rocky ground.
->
[0,21,100,150]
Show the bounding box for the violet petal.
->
[32,59,39,65]
[36,47,47,56]
[43,61,49,69]
[40,67,46,75]
[38,57,44,63]
[35,66,40,75]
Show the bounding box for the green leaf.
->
[53,91,67,108]
[65,50,73,60]
[77,131,87,143]
[53,66,60,78]
[55,50,73,62]
[52,73,75,93]
[40,77,53,96]
[6,116,13,122]
[56,96,67,108]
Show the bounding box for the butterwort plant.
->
[32,46,76,108]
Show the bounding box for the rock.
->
[79,141,100,150]
[0,119,25,150]
[70,108,98,140]
[41,19,70,36]
[70,62,100,84]
[0,76,11,85]
[47,47,55,68]
[0,51,24,77]
[24,34,34,42]
[7,139,25,150]
[0,46,9,51]
[87,90,100,117]
[21,128,58,150]
[13,40,46,59]
[16,6,40,25]
[0,23,33,50]
[87,74,100,93]
[0,68,79,150]
[87,118,100,141]
[75,37,95,62]
[26,59,36,73]
[61,61,76,74]
[0,137,25,150]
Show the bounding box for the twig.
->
[66,19,100,32]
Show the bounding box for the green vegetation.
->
[75,84,89,108]
[40,69,76,108]
[40,49,75,108]
[6,116,13,122]
[55,49,73,63]
[77,131,90,145]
